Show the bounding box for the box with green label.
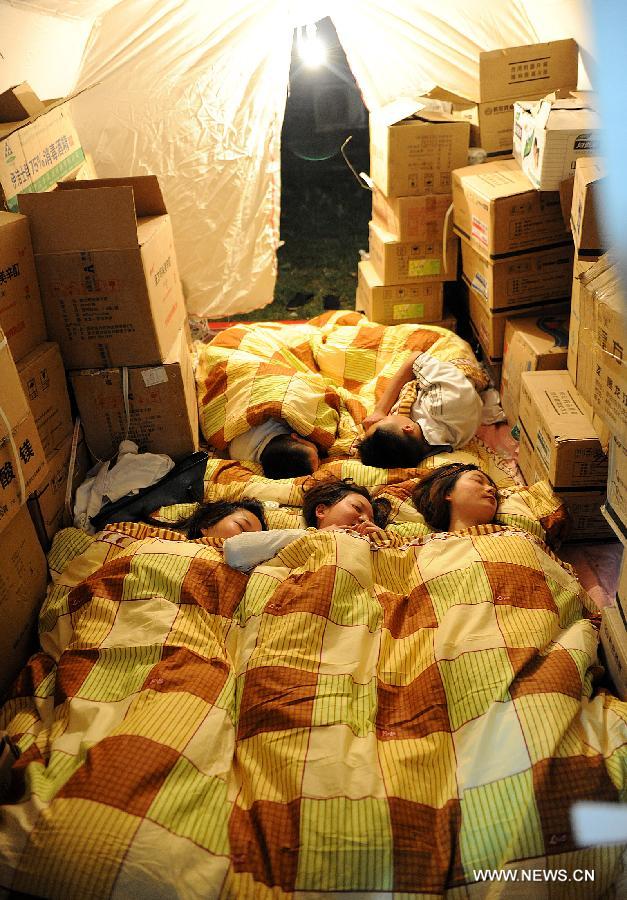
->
[355,260,444,325]
[368,221,458,285]
[0,97,85,212]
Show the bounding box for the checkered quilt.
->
[1,518,625,897]
[194,311,489,455]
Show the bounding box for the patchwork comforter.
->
[194,310,489,457]
[0,316,624,896]
[0,518,625,898]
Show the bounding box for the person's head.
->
[260,433,320,479]
[167,499,267,539]
[302,478,391,529]
[411,463,498,532]
[358,415,429,468]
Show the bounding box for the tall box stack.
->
[19,176,199,463]
[452,158,572,381]
[446,39,579,158]
[358,100,470,327]
[0,328,49,691]
[517,370,611,539]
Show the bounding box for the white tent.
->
[0,0,597,318]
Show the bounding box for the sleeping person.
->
[228,420,321,478]
[411,463,498,532]
[358,350,484,468]
[224,478,391,572]
[147,499,267,538]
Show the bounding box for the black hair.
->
[302,477,391,529]
[358,424,428,469]
[410,463,497,531]
[148,499,267,538]
[260,434,317,479]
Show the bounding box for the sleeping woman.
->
[147,499,267,539]
[411,463,499,532]
[224,478,391,572]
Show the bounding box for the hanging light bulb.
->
[298,22,326,68]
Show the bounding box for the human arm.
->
[362,351,421,431]
[223,529,305,572]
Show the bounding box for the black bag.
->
[89,451,209,530]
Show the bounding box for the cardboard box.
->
[28,429,89,550]
[468,321,502,386]
[0,97,85,212]
[513,95,602,191]
[368,221,458,285]
[355,260,444,325]
[603,436,627,545]
[570,157,605,252]
[369,100,470,197]
[17,342,73,458]
[519,434,615,538]
[567,256,602,401]
[467,286,568,361]
[556,488,615,541]
[592,259,626,370]
[0,211,46,361]
[460,237,572,311]
[500,312,569,426]
[456,93,547,156]
[371,189,452,241]
[0,504,48,694]
[0,83,46,123]
[69,328,199,462]
[471,39,579,104]
[0,330,48,534]
[452,159,568,257]
[518,370,608,489]
[19,176,187,369]
[600,604,627,700]
[592,345,627,444]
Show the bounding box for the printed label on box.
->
[536,428,550,469]
[470,271,489,299]
[394,303,425,321]
[408,259,441,277]
[142,367,168,387]
[471,215,489,247]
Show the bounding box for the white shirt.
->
[410,353,483,449]
[228,418,290,463]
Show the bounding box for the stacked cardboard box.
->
[517,370,611,539]
[429,40,579,158]
[500,311,569,427]
[358,100,469,326]
[452,158,572,380]
[19,175,198,462]
[570,157,605,255]
[0,328,49,689]
[0,82,86,212]
[513,93,601,191]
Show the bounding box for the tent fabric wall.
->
[5,1,593,317]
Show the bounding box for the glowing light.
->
[298,23,326,68]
